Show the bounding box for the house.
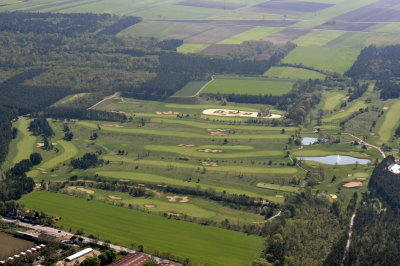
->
[69,235,85,245]
[388,163,400,174]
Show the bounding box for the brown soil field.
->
[255,1,334,12]
[201,44,240,56]
[177,0,245,10]
[162,19,299,27]
[334,0,400,22]
[316,22,375,31]
[263,28,311,44]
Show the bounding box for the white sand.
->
[202,109,282,119]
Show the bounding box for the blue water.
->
[302,137,319,145]
[296,155,370,165]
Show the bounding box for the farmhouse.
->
[108,252,151,266]
[388,163,400,174]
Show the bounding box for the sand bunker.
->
[166,196,189,202]
[37,168,46,171]
[202,109,282,119]
[103,124,124,128]
[275,195,284,198]
[77,187,94,194]
[36,142,45,147]
[202,161,218,166]
[341,182,363,188]
[330,194,338,199]
[156,111,180,115]
[207,128,229,132]
[178,144,195,147]
[209,131,227,136]
[144,204,155,208]
[109,195,121,200]
[383,106,389,110]
[199,148,223,153]
[166,212,182,217]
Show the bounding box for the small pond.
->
[296,155,371,165]
[302,137,319,145]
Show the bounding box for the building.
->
[65,248,93,262]
[388,163,400,174]
[108,253,152,266]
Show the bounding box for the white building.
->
[388,163,400,174]
[65,248,93,262]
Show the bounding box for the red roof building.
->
[108,252,151,266]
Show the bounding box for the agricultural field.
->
[0,232,35,260]
[172,80,209,97]
[265,66,325,80]
[202,76,294,95]
[20,191,264,266]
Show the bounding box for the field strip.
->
[96,170,276,200]
[377,99,400,144]
[323,101,367,122]
[78,121,288,139]
[41,140,79,169]
[12,119,37,164]
[256,182,298,192]
[150,117,294,131]
[103,156,298,175]
[20,191,265,266]
[144,145,283,158]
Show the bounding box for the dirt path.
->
[87,92,119,110]
[252,210,281,224]
[341,212,356,265]
[343,133,386,158]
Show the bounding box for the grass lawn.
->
[218,27,282,44]
[11,119,37,164]
[172,80,209,97]
[256,182,298,192]
[177,44,209,54]
[323,101,367,123]
[203,77,294,95]
[376,100,400,145]
[20,191,264,266]
[320,91,345,111]
[265,66,325,80]
[41,140,79,169]
[51,93,90,107]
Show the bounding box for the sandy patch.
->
[275,195,284,198]
[157,184,168,187]
[103,124,124,128]
[209,131,227,136]
[37,168,46,171]
[383,106,389,110]
[341,182,363,188]
[330,194,338,199]
[109,195,121,200]
[202,161,218,166]
[199,149,223,153]
[119,179,129,182]
[347,174,353,177]
[202,109,282,119]
[36,142,45,147]
[41,171,47,174]
[52,142,58,146]
[166,196,189,202]
[69,186,77,190]
[357,178,367,181]
[77,187,94,194]
[166,212,182,217]
[156,111,180,115]
[144,204,155,208]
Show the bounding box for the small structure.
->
[15,231,40,241]
[65,248,93,262]
[108,252,152,266]
[388,163,400,174]
[69,235,85,245]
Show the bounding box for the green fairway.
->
[256,182,298,192]
[20,191,264,265]
[96,170,271,199]
[177,44,209,54]
[172,80,209,97]
[11,119,37,164]
[265,66,325,80]
[41,140,79,169]
[203,77,294,95]
[144,144,283,158]
[320,91,345,111]
[218,27,282,44]
[51,93,90,107]
[323,101,367,122]
[376,100,400,144]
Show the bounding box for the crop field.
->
[202,76,294,95]
[20,191,264,266]
[176,44,209,54]
[265,66,325,80]
[293,30,347,47]
[172,80,209,97]
[376,100,400,145]
[0,232,35,260]
[218,27,282,44]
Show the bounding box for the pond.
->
[0,232,35,260]
[302,137,319,145]
[297,155,371,165]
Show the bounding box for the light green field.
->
[78,121,289,140]
[120,21,194,38]
[172,80,209,97]
[376,100,400,145]
[321,91,345,111]
[95,170,280,200]
[323,101,367,122]
[177,44,209,54]
[11,119,37,164]
[144,144,283,158]
[41,140,79,169]
[133,5,226,19]
[203,77,294,95]
[265,66,325,80]
[218,27,282,44]
[294,30,346,47]
[282,46,360,73]
[20,191,264,266]
[51,93,90,107]
[374,23,400,34]
[256,182,298,192]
